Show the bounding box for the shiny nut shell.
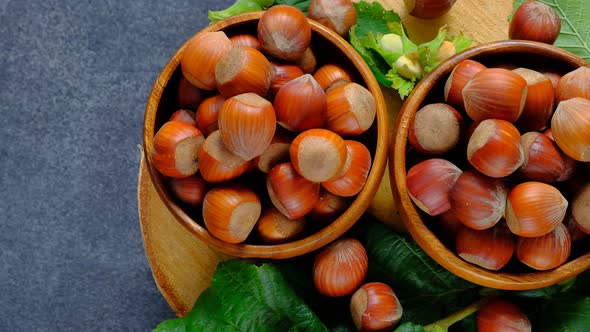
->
[322,140,372,197]
[252,129,293,173]
[477,299,531,332]
[467,119,524,178]
[462,68,528,122]
[257,5,311,61]
[509,0,561,45]
[196,95,225,136]
[512,67,555,132]
[215,45,274,98]
[516,223,571,270]
[313,238,368,297]
[202,184,262,244]
[270,62,304,95]
[350,282,403,331]
[151,121,204,178]
[406,158,463,216]
[456,224,515,271]
[218,93,276,161]
[273,74,326,131]
[176,77,203,109]
[550,97,590,162]
[228,33,261,50]
[290,129,348,183]
[519,131,565,182]
[325,82,376,136]
[444,59,486,109]
[404,0,456,19]
[313,63,353,90]
[198,130,250,183]
[572,182,590,234]
[254,206,306,244]
[505,181,568,237]
[267,162,320,219]
[450,170,509,230]
[310,189,350,222]
[556,67,590,102]
[168,174,208,207]
[180,31,232,90]
[169,109,196,126]
[308,0,357,37]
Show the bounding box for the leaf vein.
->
[545,0,590,58]
[399,237,455,289]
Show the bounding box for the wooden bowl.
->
[143,12,388,259]
[391,40,590,290]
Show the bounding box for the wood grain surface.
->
[138,156,231,317]
[381,0,513,44]
[138,0,515,316]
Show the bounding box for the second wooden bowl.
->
[391,40,590,290]
[143,12,388,259]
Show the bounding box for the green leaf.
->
[510,272,590,330]
[514,285,563,299]
[329,327,355,332]
[152,318,189,332]
[349,26,394,87]
[399,24,418,53]
[418,27,448,74]
[512,0,590,62]
[450,34,472,53]
[363,31,403,67]
[348,1,405,88]
[395,322,427,332]
[514,271,590,300]
[358,220,480,325]
[153,260,328,332]
[272,258,357,330]
[415,28,473,75]
[426,326,447,332]
[274,0,310,13]
[352,1,402,38]
[514,276,579,299]
[208,0,273,23]
[449,313,476,332]
[386,71,415,99]
[531,295,590,331]
[571,268,590,294]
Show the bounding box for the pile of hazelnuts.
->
[150,5,377,245]
[405,0,590,274]
[406,55,590,272]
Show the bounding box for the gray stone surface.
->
[0,0,233,330]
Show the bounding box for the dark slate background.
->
[1,0,234,330]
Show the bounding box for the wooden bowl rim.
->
[143,12,389,259]
[391,39,590,290]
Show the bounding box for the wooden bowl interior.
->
[144,12,388,259]
[391,40,590,290]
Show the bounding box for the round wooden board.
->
[138,0,514,316]
[138,157,231,316]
